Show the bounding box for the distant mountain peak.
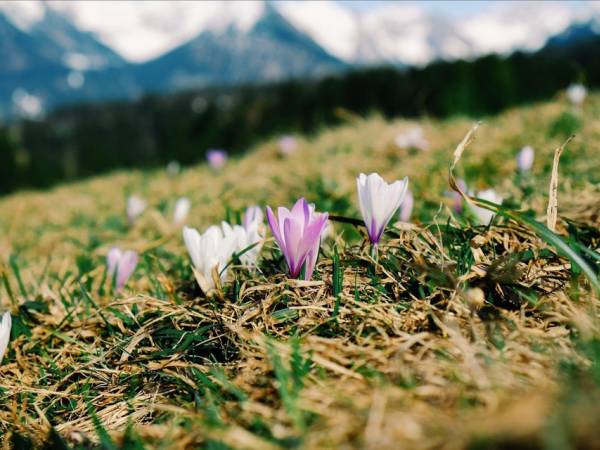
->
[0,1,45,31]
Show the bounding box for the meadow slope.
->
[0,93,599,449]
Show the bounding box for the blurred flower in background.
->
[207,149,228,170]
[516,145,535,172]
[106,247,138,290]
[394,126,428,151]
[127,195,146,222]
[470,189,502,225]
[166,161,181,177]
[566,83,587,107]
[173,197,191,225]
[278,135,298,156]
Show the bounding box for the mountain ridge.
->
[0,1,598,119]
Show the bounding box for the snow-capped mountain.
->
[0,0,599,119]
[135,3,345,91]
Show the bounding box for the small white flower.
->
[357,173,409,244]
[183,224,237,295]
[127,195,146,222]
[566,83,587,106]
[183,220,262,295]
[0,311,11,364]
[223,221,263,267]
[166,161,181,177]
[516,146,534,172]
[173,197,191,225]
[470,189,503,225]
[395,127,428,151]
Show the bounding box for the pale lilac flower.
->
[470,189,503,225]
[516,146,534,172]
[399,188,414,222]
[127,195,146,222]
[166,161,181,177]
[183,224,237,295]
[394,127,428,151]
[566,83,587,106]
[173,197,191,225]
[107,247,138,290]
[266,198,329,280]
[356,173,409,245]
[240,209,266,266]
[207,149,227,169]
[0,311,11,364]
[278,135,298,156]
[242,205,264,232]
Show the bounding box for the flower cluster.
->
[183,206,264,295]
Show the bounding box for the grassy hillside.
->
[0,92,599,449]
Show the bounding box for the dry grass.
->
[0,93,599,449]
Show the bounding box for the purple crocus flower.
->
[356,173,408,245]
[516,146,534,173]
[266,198,329,280]
[107,247,138,290]
[399,188,414,222]
[206,149,227,169]
[278,135,298,156]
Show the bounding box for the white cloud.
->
[48,1,265,62]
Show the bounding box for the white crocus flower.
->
[173,197,191,225]
[166,160,181,177]
[127,195,146,222]
[223,221,263,267]
[242,205,263,231]
[183,224,238,295]
[470,189,503,225]
[394,126,428,151]
[356,173,409,245]
[516,146,534,173]
[0,311,11,364]
[566,83,587,107]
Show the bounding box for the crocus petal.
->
[183,227,203,271]
[266,206,286,254]
[107,247,122,276]
[173,197,191,224]
[283,217,305,277]
[470,189,503,225]
[242,205,263,231]
[399,188,414,222]
[116,251,138,290]
[0,311,11,364]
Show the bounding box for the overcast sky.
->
[337,0,585,17]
